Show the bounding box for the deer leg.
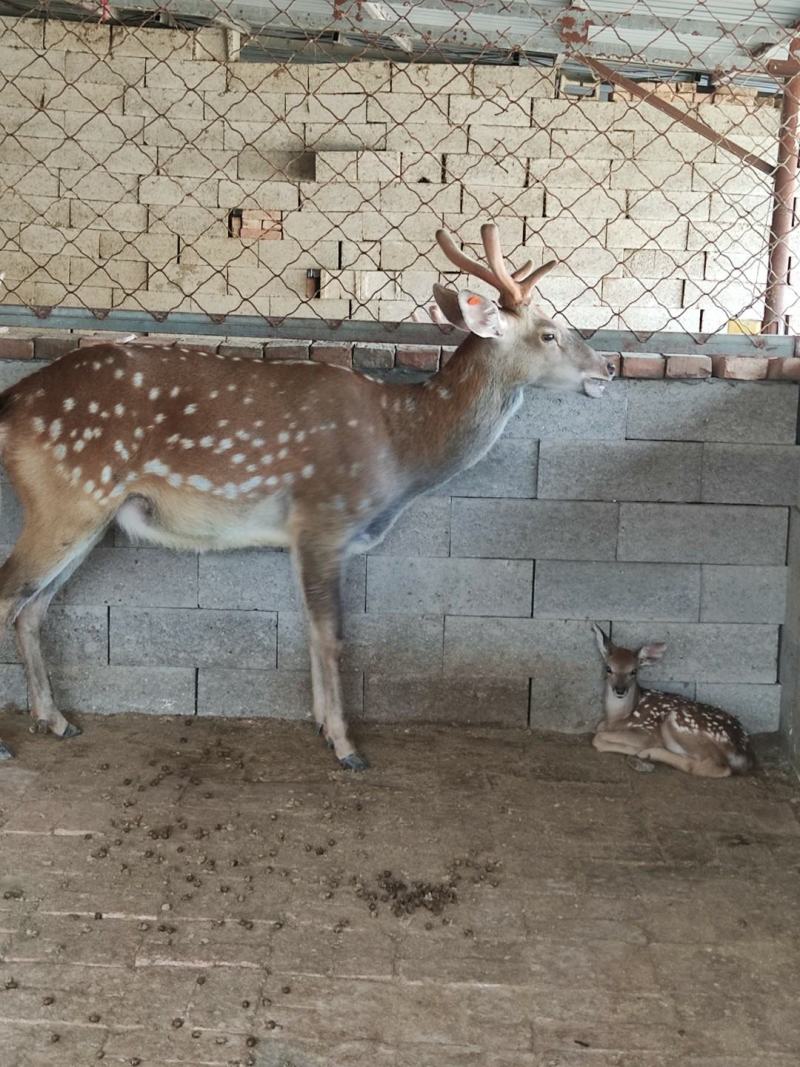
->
[636,746,731,778]
[1,525,102,742]
[292,536,368,771]
[592,730,648,755]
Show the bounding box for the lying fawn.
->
[591,624,754,777]
[0,221,613,768]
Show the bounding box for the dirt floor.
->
[0,713,799,1067]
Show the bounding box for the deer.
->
[591,624,754,778]
[0,221,613,769]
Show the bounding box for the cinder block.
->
[701,566,788,624]
[702,444,800,506]
[110,25,194,59]
[450,95,531,127]
[446,438,539,499]
[55,548,198,608]
[110,607,277,668]
[537,441,702,502]
[263,340,309,361]
[0,336,33,359]
[51,665,196,716]
[508,384,628,439]
[364,675,529,725]
[625,381,798,444]
[694,683,781,734]
[618,504,787,565]
[218,341,263,359]
[450,499,618,561]
[353,343,394,370]
[32,335,77,360]
[199,551,365,612]
[767,357,800,381]
[0,606,107,666]
[444,616,605,732]
[367,497,450,558]
[198,668,363,719]
[366,557,533,617]
[712,356,768,381]
[144,58,226,92]
[278,611,443,676]
[666,355,712,379]
[535,561,701,622]
[396,345,438,371]
[611,621,778,684]
[621,355,664,379]
[310,342,352,367]
[227,61,309,94]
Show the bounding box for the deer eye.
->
[542,332,556,343]
[605,666,612,674]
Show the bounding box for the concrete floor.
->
[0,713,799,1067]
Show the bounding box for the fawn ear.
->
[591,622,610,658]
[457,290,508,338]
[638,642,666,666]
[431,284,468,331]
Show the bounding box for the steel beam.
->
[0,305,793,357]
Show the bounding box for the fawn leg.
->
[292,533,367,771]
[592,730,648,755]
[637,746,731,778]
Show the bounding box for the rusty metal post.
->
[763,59,800,334]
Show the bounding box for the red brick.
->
[263,340,309,361]
[621,354,665,379]
[665,355,712,379]
[396,344,439,371]
[711,355,768,381]
[0,335,34,359]
[767,357,800,381]
[310,342,352,367]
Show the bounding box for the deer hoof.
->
[56,722,82,740]
[29,719,49,735]
[317,725,334,750]
[0,740,13,760]
[338,751,369,772]
[627,755,655,773]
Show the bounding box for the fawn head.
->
[432,223,614,397]
[591,624,666,697]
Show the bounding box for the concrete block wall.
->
[0,351,794,735]
[0,16,780,332]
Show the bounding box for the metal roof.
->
[0,1,797,84]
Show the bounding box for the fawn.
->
[591,624,754,777]
[0,221,613,768]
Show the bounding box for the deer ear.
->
[431,284,468,331]
[591,622,610,657]
[457,290,507,339]
[638,642,666,666]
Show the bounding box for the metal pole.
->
[762,66,800,334]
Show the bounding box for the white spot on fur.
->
[301,464,315,479]
[295,430,306,442]
[232,453,245,464]
[54,444,66,460]
[216,438,232,452]
[114,368,124,380]
[265,475,279,487]
[209,390,219,399]
[49,419,62,440]
[277,431,289,444]
[149,387,160,400]
[33,416,45,434]
[188,474,212,492]
[180,439,195,450]
[143,459,170,477]
[199,436,215,448]
[154,413,166,423]
[260,454,273,465]
[74,440,85,453]
[252,437,265,448]
[347,419,358,427]
[114,440,130,461]
[63,397,75,412]
[114,403,125,416]
[167,472,183,487]
[133,372,143,388]
[184,403,198,415]
[133,427,144,440]
[239,476,263,492]
[101,465,112,484]
[170,386,180,398]
[84,480,95,494]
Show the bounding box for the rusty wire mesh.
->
[0,1,796,344]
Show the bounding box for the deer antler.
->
[435,222,556,310]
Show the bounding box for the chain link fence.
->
[0,1,797,349]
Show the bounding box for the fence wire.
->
[0,1,797,346]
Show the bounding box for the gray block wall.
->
[0,361,795,736]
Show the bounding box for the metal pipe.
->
[763,68,800,334]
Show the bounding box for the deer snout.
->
[613,684,628,697]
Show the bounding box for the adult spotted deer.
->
[591,624,754,777]
[0,222,612,768]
